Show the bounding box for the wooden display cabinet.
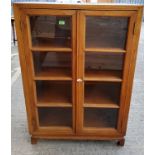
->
[13,2,143,146]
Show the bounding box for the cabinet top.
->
[13,2,143,11]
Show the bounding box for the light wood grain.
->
[85,82,121,106]
[84,103,119,108]
[85,48,126,53]
[36,81,72,105]
[14,3,143,11]
[85,70,122,82]
[34,67,72,81]
[13,3,143,143]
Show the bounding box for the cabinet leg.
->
[31,137,38,144]
[117,138,125,146]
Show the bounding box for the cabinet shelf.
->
[85,70,122,82]
[85,48,126,53]
[34,67,72,81]
[84,103,119,109]
[37,103,72,108]
[31,47,72,52]
[31,38,72,52]
[36,81,72,106]
[85,82,121,107]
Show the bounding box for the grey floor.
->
[11,24,144,155]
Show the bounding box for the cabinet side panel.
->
[13,5,35,134]
[121,8,143,135]
[118,8,143,135]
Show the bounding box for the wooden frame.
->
[77,10,137,136]
[13,3,143,146]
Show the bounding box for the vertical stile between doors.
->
[71,11,77,134]
[76,11,85,134]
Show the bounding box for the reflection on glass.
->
[30,16,72,48]
[36,81,72,104]
[38,107,72,127]
[33,52,72,77]
[85,52,124,71]
[84,108,118,128]
[85,82,121,105]
[86,16,129,49]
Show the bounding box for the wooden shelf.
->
[31,47,72,52]
[34,67,72,81]
[85,70,122,82]
[36,81,72,106]
[31,37,72,52]
[38,107,72,127]
[37,103,72,108]
[85,82,121,107]
[86,37,126,50]
[84,103,119,109]
[84,108,118,128]
[85,48,126,53]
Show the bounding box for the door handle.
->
[77,78,83,82]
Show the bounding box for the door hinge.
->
[133,22,136,35]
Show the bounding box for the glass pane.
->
[36,81,72,104]
[33,52,72,78]
[38,107,72,127]
[85,52,124,70]
[85,52,124,80]
[86,16,129,49]
[85,82,121,106]
[84,108,118,128]
[30,16,72,48]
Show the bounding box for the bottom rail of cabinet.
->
[30,135,125,146]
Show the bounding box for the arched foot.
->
[31,137,37,144]
[117,138,125,146]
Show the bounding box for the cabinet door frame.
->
[15,8,77,135]
[76,10,138,136]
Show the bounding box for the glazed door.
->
[76,11,137,136]
[20,9,76,135]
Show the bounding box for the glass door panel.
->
[84,82,121,108]
[30,16,72,49]
[86,16,129,49]
[26,10,76,133]
[85,52,124,82]
[38,107,72,127]
[33,52,72,80]
[84,108,118,128]
[36,81,72,106]
[77,11,135,135]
